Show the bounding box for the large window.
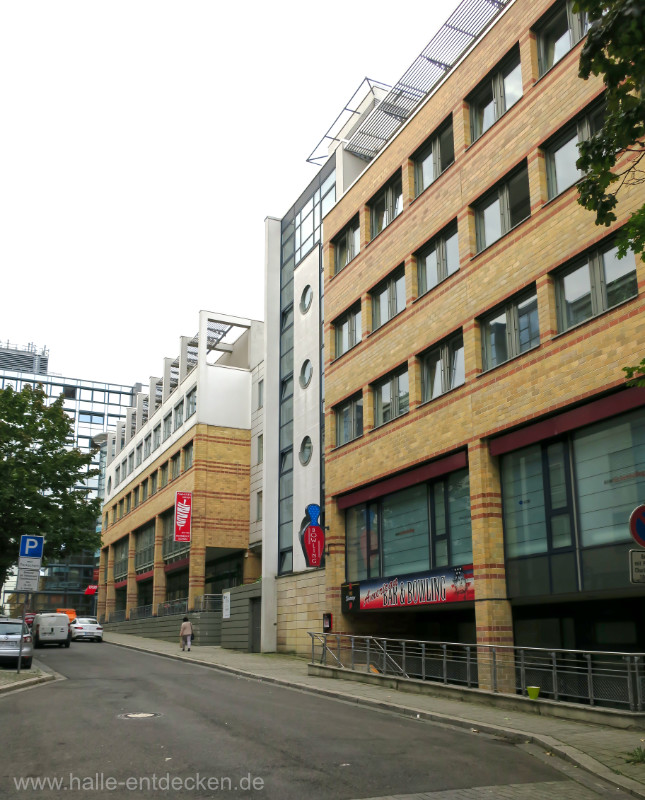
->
[371,267,405,331]
[183,441,193,471]
[421,332,465,402]
[370,173,403,239]
[334,303,362,359]
[416,223,459,296]
[171,452,180,480]
[414,117,455,196]
[174,400,184,431]
[333,217,360,274]
[536,0,588,77]
[346,470,472,581]
[545,103,604,199]
[373,367,409,427]
[555,240,637,332]
[502,409,645,596]
[144,435,152,459]
[469,49,522,142]
[186,388,197,418]
[481,288,539,370]
[163,413,172,441]
[153,425,161,451]
[474,163,530,252]
[335,394,363,447]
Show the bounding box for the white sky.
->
[0,1,461,387]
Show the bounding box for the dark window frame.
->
[481,286,540,371]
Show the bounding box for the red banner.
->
[174,492,192,542]
[84,585,98,595]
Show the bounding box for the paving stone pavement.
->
[101,634,645,798]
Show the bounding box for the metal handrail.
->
[157,598,188,617]
[194,594,222,612]
[308,632,645,712]
[129,604,153,620]
[109,609,126,623]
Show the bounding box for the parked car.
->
[71,618,103,642]
[0,617,33,669]
[24,612,36,627]
[32,613,71,648]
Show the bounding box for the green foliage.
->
[574,0,645,257]
[625,745,645,763]
[0,384,101,589]
[623,357,645,386]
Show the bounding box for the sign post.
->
[16,536,44,674]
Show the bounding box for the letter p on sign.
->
[19,535,44,558]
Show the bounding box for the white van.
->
[32,613,71,648]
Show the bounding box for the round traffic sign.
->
[629,505,645,548]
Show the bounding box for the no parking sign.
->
[629,505,645,548]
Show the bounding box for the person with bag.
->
[179,616,193,651]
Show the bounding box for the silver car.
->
[70,617,103,642]
[0,617,34,669]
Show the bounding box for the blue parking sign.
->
[19,535,44,558]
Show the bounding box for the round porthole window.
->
[299,436,313,465]
[299,360,313,388]
[300,285,313,314]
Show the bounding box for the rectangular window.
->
[333,216,360,274]
[153,426,161,451]
[142,480,148,502]
[128,453,134,474]
[370,173,403,239]
[556,240,637,332]
[144,435,152,459]
[474,163,530,252]
[416,222,459,296]
[334,303,362,358]
[160,462,169,488]
[421,332,465,402]
[119,499,124,519]
[545,103,604,199]
[257,490,263,522]
[536,0,588,77]
[183,441,193,471]
[371,266,405,331]
[257,434,264,464]
[335,394,364,447]
[135,443,143,467]
[373,367,409,427]
[481,288,539,370]
[414,116,455,196]
[469,48,522,142]
[257,379,264,409]
[163,413,172,441]
[133,486,139,508]
[186,388,197,418]
[171,453,180,480]
[115,466,120,486]
[126,494,131,513]
[150,472,158,495]
[174,401,184,431]
[121,459,127,479]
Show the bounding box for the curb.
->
[107,639,645,799]
[0,673,56,695]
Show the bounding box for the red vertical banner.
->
[174,492,192,542]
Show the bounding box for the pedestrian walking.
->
[180,616,193,651]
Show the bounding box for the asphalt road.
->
[0,643,625,799]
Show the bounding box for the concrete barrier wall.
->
[103,611,221,645]
[221,583,262,650]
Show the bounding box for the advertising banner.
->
[299,503,325,568]
[174,491,192,543]
[341,564,474,613]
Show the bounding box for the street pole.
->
[16,592,29,675]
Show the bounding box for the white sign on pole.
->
[630,550,645,584]
[16,570,40,592]
[18,556,41,571]
[222,592,231,619]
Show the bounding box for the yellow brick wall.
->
[276,569,327,656]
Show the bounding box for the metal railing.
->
[129,604,153,620]
[194,594,222,612]
[157,598,188,617]
[109,609,126,623]
[308,633,645,712]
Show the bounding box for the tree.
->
[623,358,645,386]
[575,0,645,257]
[0,384,102,590]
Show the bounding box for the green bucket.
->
[527,686,540,700]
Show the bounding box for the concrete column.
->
[188,544,206,611]
[402,158,415,210]
[97,547,107,621]
[152,515,166,615]
[105,544,115,621]
[125,531,137,619]
[468,440,515,692]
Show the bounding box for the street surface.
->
[0,644,630,799]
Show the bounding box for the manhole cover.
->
[118,712,161,719]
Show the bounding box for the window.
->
[256,491,263,522]
[126,494,131,513]
[545,103,604,199]
[371,267,405,330]
[299,436,313,465]
[112,507,117,524]
[160,462,169,488]
[421,332,465,402]
[333,217,360,273]
[107,477,112,495]
[174,401,184,431]
[183,441,193,471]
[119,499,124,519]
[133,486,139,508]
[135,443,143,467]
[334,303,362,358]
[257,379,264,409]
[257,434,264,464]
[414,117,455,196]
[416,223,459,296]
[481,288,539,370]
[153,425,161,450]
[127,453,134,475]
[370,173,403,239]
[536,0,588,77]
[469,49,522,142]
[335,394,363,447]
[79,412,104,425]
[121,459,127,479]
[163,413,172,441]
[300,285,313,313]
[299,360,313,388]
[141,480,148,502]
[556,240,637,332]
[186,388,197,418]
[171,453,181,480]
[144,435,152,459]
[150,472,158,495]
[474,164,530,252]
[373,367,409,427]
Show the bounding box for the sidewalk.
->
[107,632,645,797]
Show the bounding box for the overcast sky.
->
[0,1,461,387]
